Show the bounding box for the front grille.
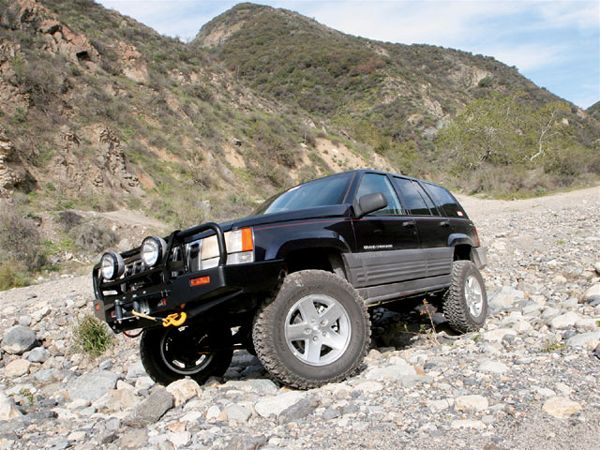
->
[124,260,144,277]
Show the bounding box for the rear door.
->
[392,177,454,277]
[419,181,466,273]
[347,173,423,288]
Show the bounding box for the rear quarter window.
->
[422,183,466,218]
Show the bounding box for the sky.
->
[97,0,600,109]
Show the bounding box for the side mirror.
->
[354,192,387,218]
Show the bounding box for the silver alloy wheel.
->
[284,294,351,366]
[464,274,484,318]
[159,327,214,375]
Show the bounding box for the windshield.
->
[255,173,352,215]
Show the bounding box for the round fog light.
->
[101,251,124,280]
[141,236,167,267]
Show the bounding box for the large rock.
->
[584,284,600,304]
[278,397,317,423]
[482,328,517,342]
[542,396,582,418]
[26,347,49,363]
[223,403,252,423]
[365,357,418,384]
[566,331,600,350]
[1,326,37,355]
[549,312,581,329]
[455,395,489,412]
[96,389,138,413]
[255,391,306,418]
[126,388,174,427]
[478,360,510,374]
[165,378,202,406]
[0,391,21,420]
[4,359,30,378]
[489,286,524,312]
[67,371,120,402]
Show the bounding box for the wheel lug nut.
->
[312,336,318,342]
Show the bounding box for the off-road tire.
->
[140,324,233,386]
[252,270,370,389]
[443,260,488,333]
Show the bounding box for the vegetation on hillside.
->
[588,101,600,121]
[197,3,600,195]
[435,94,600,196]
[0,0,597,288]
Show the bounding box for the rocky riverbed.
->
[1,186,599,449]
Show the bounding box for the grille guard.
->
[94,222,227,300]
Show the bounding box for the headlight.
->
[100,251,124,280]
[190,227,254,270]
[141,236,167,267]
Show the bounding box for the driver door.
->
[346,173,422,288]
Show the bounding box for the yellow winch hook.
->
[131,310,187,328]
[162,312,187,328]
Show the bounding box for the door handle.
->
[439,220,450,228]
[402,221,416,228]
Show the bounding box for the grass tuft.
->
[73,315,114,357]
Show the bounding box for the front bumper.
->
[93,221,283,333]
[93,260,282,332]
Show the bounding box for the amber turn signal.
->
[190,276,211,287]
[241,227,254,252]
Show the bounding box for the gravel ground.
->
[1,186,599,450]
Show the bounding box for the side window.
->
[423,183,465,218]
[393,178,435,216]
[356,174,403,216]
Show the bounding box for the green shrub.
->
[73,315,113,357]
[0,203,45,270]
[0,261,30,291]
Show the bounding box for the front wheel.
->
[443,260,488,333]
[253,270,371,389]
[140,323,233,386]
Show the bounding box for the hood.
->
[183,204,351,242]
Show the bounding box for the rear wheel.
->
[253,270,370,389]
[140,323,233,385]
[443,260,488,333]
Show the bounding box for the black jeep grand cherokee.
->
[93,170,487,389]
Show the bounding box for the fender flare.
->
[447,233,474,248]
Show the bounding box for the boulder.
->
[455,395,489,412]
[542,396,582,418]
[125,388,174,427]
[67,370,120,402]
[27,347,49,363]
[489,286,524,312]
[1,326,37,355]
[4,359,30,378]
[584,284,600,303]
[478,360,510,374]
[255,391,306,418]
[165,378,201,406]
[0,391,21,420]
[566,331,600,350]
[549,312,581,329]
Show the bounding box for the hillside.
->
[0,0,392,284]
[197,3,600,193]
[0,0,598,287]
[589,101,600,121]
